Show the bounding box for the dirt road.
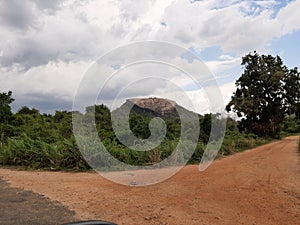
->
[0,179,75,225]
[0,136,299,225]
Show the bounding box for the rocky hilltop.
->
[113,97,197,119]
[126,97,176,116]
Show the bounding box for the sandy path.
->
[0,136,299,225]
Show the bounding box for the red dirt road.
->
[1,136,299,225]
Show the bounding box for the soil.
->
[0,136,299,225]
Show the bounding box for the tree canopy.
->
[226,52,300,137]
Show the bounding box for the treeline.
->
[0,91,299,171]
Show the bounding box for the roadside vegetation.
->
[0,52,299,171]
[0,101,278,170]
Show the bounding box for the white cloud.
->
[277,0,300,34]
[205,57,241,76]
[158,0,288,54]
[0,0,37,30]
[0,0,299,113]
[1,0,299,69]
[1,60,90,112]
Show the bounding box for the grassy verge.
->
[218,132,270,158]
[0,134,90,171]
[0,131,276,171]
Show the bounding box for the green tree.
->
[83,104,115,141]
[17,106,39,115]
[0,91,14,124]
[226,52,300,138]
[283,68,300,120]
[0,91,16,142]
[54,110,73,139]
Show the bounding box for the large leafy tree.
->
[226,52,300,137]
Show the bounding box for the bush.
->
[219,131,268,157]
[0,134,89,170]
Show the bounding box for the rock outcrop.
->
[126,97,176,116]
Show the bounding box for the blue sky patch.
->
[270,29,300,68]
[111,64,121,70]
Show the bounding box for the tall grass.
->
[0,134,89,170]
[219,131,269,157]
[0,131,272,171]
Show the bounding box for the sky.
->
[0,0,300,114]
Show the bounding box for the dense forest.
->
[0,52,299,171]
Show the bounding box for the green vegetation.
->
[226,52,300,138]
[0,52,299,171]
[0,92,295,171]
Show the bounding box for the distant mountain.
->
[126,97,176,116]
[112,97,199,119]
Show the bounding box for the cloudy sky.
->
[0,0,300,114]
